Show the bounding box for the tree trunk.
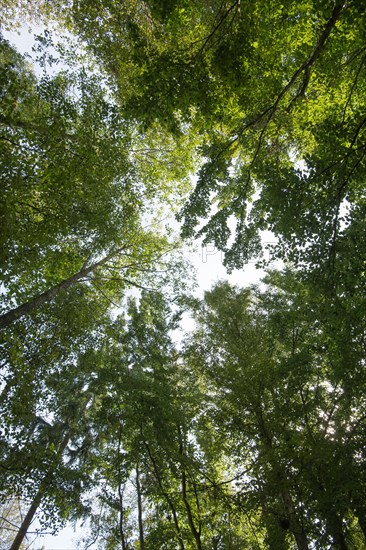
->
[117,425,128,550]
[325,510,348,550]
[178,427,202,550]
[256,404,309,550]
[10,431,70,550]
[117,480,127,550]
[9,492,42,550]
[0,250,118,329]
[279,486,309,550]
[143,439,185,550]
[355,508,366,541]
[264,514,289,550]
[136,464,144,550]
[312,477,348,550]
[180,467,202,550]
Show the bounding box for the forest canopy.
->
[0,1,365,549]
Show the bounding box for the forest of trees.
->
[0,0,365,548]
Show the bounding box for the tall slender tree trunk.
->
[180,468,202,550]
[256,405,309,550]
[10,432,70,550]
[143,438,185,550]
[0,250,119,329]
[324,510,348,550]
[117,478,127,550]
[10,492,42,550]
[136,464,144,550]
[355,508,366,541]
[279,485,309,550]
[178,427,202,550]
[117,426,128,550]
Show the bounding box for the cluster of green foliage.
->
[65,0,366,272]
[1,1,365,549]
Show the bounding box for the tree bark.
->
[9,492,42,550]
[117,480,127,550]
[143,439,185,550]
[10,431,70,550]
[178,427,202,550]
[324,510,348,550]
[356,508,366,541]
[117,425,128,550]
[264,514,289,550]
[256,403,309,550]
[136,464,144,550]
[181,467,202,550]
[0,250,119,329]
[279,485,309,550]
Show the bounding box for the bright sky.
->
[3,24,276,550]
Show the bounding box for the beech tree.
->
[0,341,112,550]
[53,0,366,277]
[186,275,366,549]
[1,3,365,548]
[76,291,261,549]
[0,36,183,323]
[0,33,192,546]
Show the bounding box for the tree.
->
[1,4,365,548]
[0,36,194,547]
[0,36,150,319]
[57,0,366,276]
[186,276,366,548]
[79,291,248,549]
[0,0,66,30]
[0,498,31,549]
[0,345,108,549]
